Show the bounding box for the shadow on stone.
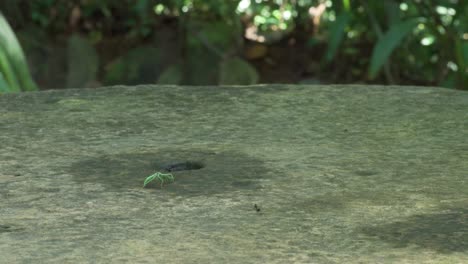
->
[361,208,468,253]
[68,148,270,196]
[162,161,205,172]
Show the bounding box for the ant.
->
[254,204,261,212]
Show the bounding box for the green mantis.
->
[143,172,174,188]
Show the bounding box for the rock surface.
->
[0,85,467,263]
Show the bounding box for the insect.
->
[254,204,261,212]
[143,172,174,188]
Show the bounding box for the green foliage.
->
[320,0,467,88]
[325,11,350,62]
[454,32,468,87]
[219,57,259,85]
[104,46,162,85]
[0,12,38,93]
[66,34,99,88]
[0,72,10,92]
[0,47,20,92]
[3,0,466,89]
[369,18,422,79]
[158,64,183,85]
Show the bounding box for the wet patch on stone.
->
[68,148,271,196]
[0,225,12,233]
[0,224,23,233]
[161,161,204,172]
[354,170,378,177]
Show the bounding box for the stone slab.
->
[0,85,467,263]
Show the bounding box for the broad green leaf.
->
[439,72,456,89]
[103,57,126,85]
[185,46,219,85]
[0,72,11,92]
[219,57,259,85]
[188,20,239,56]
[66,34,99,88]
[368,18,422,79]
[384,0,401,26]
[0,49,21,92]
[103,46,162,85]
[455,38,467,72]
[158,64,183,85]
[0,12,38,92]
[325,12,351,62]
[342,0,351,11]
[454,38,468,89]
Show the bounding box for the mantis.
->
[143,172,174,188]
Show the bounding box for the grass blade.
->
[0,48,21,92]
[0,12,38,92]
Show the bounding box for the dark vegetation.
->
[0,0,467,92]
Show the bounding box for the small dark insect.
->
[254,204,261,212]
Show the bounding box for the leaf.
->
[185,47,219,85]
[0,49,20,92]
[454,38,468,89]
[66,34,99,88]
[342,0,351,11]
[455,38,468,71]
[0,12,38,92]
[368,18,422,79]
[439,72,456,89]
[219,57,259,85]
[157,64,183,85]
[103,46,162,85]
[0,71,11,92]
[103,57,126,85]
[325,11,351,62]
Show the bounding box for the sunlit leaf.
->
[368,18,422,79]
[420,35,435,46]
[342,0,351,11]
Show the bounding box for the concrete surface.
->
[0,85,467,263]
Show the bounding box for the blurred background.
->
[0,0,467,93]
